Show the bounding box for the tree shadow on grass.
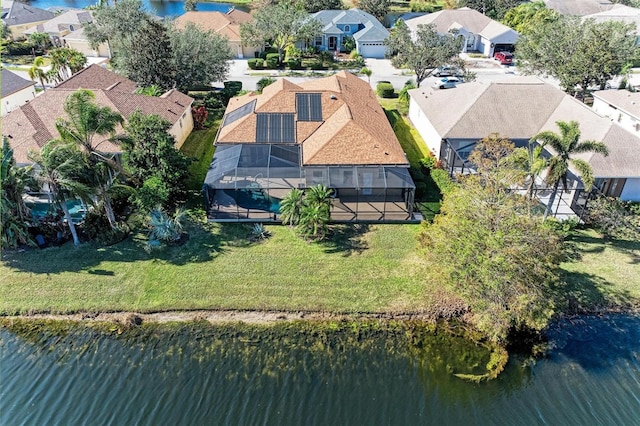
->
[321,224,370,257]
[565,231,640,264]
[1,222,250,274]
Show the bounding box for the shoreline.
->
[3,305,638,325]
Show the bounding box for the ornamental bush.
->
[376,82,395,98]
[248,58,263,69]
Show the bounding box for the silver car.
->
[433,77,460,89]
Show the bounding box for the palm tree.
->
[30,141,94,246]
[279,188,304,226]
[55,89,125,227]
[532,120,609,220]
[512,139,548,199]
[1,138,37,248]
[47,47,87,83]
[298,184,332,240]
[28,57,49,91]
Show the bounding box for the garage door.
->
[358,42,386,59]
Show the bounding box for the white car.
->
[433,77,460,89]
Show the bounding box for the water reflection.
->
[1,316,639,425]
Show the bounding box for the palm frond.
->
[573,140,609,156]
[570,158,596,191]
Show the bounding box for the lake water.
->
[23,0,244,18]
[1,315,639,425]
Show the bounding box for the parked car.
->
[433,66,462,77]
[433,77,460,89]
[494,51,513,65]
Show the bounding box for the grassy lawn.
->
[0,223,430,315]
[2,55,51,67]
[559,229,640,311]
[179,123,219,191]
[380,98,442,221]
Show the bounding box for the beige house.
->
[174,9,260,59]
[2,65,194,165]
[204,71,417,222]
[1,69,36,117]
[62,28,111,58]
[1,0,55,39]
[404,7,519,57]
[408,76,640,208]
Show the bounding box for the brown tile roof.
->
[216,71,408,166]
[3,67,193,164]
[173,10,253,43]
[54,64,138,93]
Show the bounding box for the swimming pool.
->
[26,199,87,223]
[223,189,281,213]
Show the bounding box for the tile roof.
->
[3,67,193,164]
[405,7,517,41]
[409,76,640,178]
[2,68,36,97]
[1,0,55,26]
[23,9,93,35]
[593,90,640,119]
[173,10,253,43]
[216,71,408,166]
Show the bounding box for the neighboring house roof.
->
[405,7,518,41]
[408,76,640,178]
[593,90,640,120]
[1,0,55,27]
[545,0,614,16]
[312,8,389,42]
[23,9,93,36]
[2,68,36,97]
[217,71,407,166]
[53,64,138,92]
[2,66,193,164]
[61,26,89,42]
[173,9,253,43]
[582,4,640,32]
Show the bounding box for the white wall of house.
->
[170,108,194,149]
[1,86,36,116]
[408,96,443,158]
[592,97,640,135]
[621,178,640,201]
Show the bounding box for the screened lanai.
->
[203,144,416,222]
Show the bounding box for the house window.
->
[344,25,350,33]
[315,36,322,47]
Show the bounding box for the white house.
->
[593,90,640,136]
[404,7,519,57]
[1,69,36,117]
[408,77,640,204]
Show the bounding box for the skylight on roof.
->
[222,99,256,127]
[296,93,322,122]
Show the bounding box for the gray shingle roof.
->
[2,0,55,27]
[23,9,93,35]
[593,90,640,119]
[409,76,640,178]
[1,69,36,97]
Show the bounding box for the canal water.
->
[1,315,639,425]
[22,1,243,18]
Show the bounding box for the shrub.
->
[342,36,355,53]
[287,58,302,70]
[257,77,276,93]
[319,50,334,63]
[307,59,324,70]
[192,105,209,130]
[137,176,170,212]
[7,41,37,55]
[260,47,278,59]
[376,82,395,98]
[410,0,436,12]
[419,155,437,170]
[223,81,243,97]
[248,58,263,70]
[266,53,280,68]
[431,169,455,195]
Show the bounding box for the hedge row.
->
[430,169,455,195]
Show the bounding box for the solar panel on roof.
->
[222,99,256,127]
[296,93,322,122]
[256,113,295,143]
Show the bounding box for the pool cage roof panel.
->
[206,146,416,191]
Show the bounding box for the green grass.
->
[180,123,218,191]
[0,223,430,315]
[559,229,640,312]
[2,55,51,66]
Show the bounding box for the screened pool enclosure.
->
[203,144,417,222]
